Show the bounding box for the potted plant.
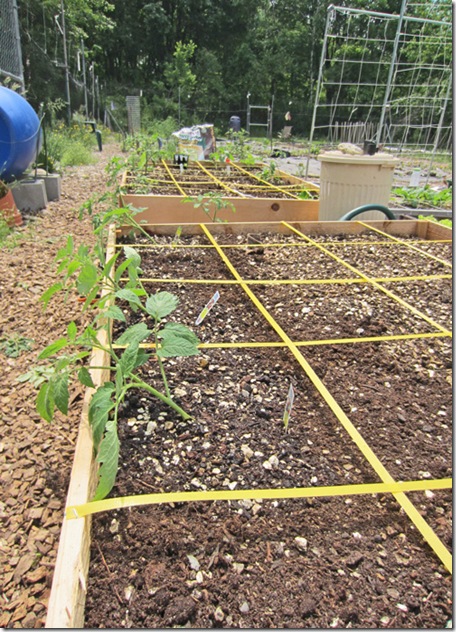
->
[0,179,22,226]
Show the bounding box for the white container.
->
[318,152,400,221]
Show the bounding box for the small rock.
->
[214,606,225,622]
[241,444,254,460]
[145,421,157,435]
[239,601,250,614]
[187,554,200,571]
[294,536,308,552]
[124,585,134,601]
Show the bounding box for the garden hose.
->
[338,203,396,221]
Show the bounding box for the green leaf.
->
[115,365,124,396]
[115,288,144,310]
[40,283,63,309]
[102,252,120,279]
[114,258,133,283]
[52,374,69,415]
[92,417,120,501]
[160,322,200,345]
[115,322,152,346]
[119,343,139,376]
[123,245,142,268]
[157,335,200,358]
[89,382,115,450]
[137,151,147,170]
[134,348,151,369]
[77,262,99,295]
[145,292,179,320]
[38,337,68,360]
[67,259,83,276]
[78,366,95,388]
[67,321,77,342]
[100,305,126,322]
[36,382,55,422]
[80,284,100,310]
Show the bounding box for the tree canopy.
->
[14,0,452,136]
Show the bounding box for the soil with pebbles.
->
[85,228,452,628]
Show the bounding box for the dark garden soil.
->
[84,228,452,628]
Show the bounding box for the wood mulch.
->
[0,143,119,628]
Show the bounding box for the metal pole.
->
[306,5,333,177]
[12,0,25,93]
[330,4,448,26]
[81,39,88,118]
[178,86,181,126]
[425,70,452,185]
[376,0,407,146]
[91,66,95,118]
[60,0,71,125]
[246,93,251,135]
[269,94,275,142]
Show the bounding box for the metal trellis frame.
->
[306,2,452,176]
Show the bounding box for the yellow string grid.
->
[74,220,452,574]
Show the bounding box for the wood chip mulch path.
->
[0,144,119,628]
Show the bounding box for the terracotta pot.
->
[0,188,22,227]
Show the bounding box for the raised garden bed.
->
[46,219,452,628]
[119,160,320,223]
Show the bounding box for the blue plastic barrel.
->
[0,86,41,182]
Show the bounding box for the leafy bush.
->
[418,214,452,227]
[36,123,98,172]
[393,185,452,210]
[60,141,95,167]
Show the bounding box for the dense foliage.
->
[14,0,452,135]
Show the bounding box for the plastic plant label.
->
[283,382,295,432]
[409,169,421,187]
[195,290,220,325]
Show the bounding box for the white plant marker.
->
[195,290,220,325]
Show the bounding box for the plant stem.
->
[125,376,190,420]
[153,323,171,398]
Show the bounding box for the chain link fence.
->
[0,0,24,90]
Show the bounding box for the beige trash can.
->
[318,152,400,221]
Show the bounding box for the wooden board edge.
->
[45,224,117,628]
[116,219,451,239]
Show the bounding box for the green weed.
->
[0,334,34,358]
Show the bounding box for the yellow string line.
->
[121,274,452,285]
[195,161,248,197]
[113,330,450,351]
[160,159,187,196]
[283,222,451,336]
[229,162,301,199]
[200,222,452,573]
[356,221,453,268]
[66,477,452,520]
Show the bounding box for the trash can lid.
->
[318,150,400,166]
